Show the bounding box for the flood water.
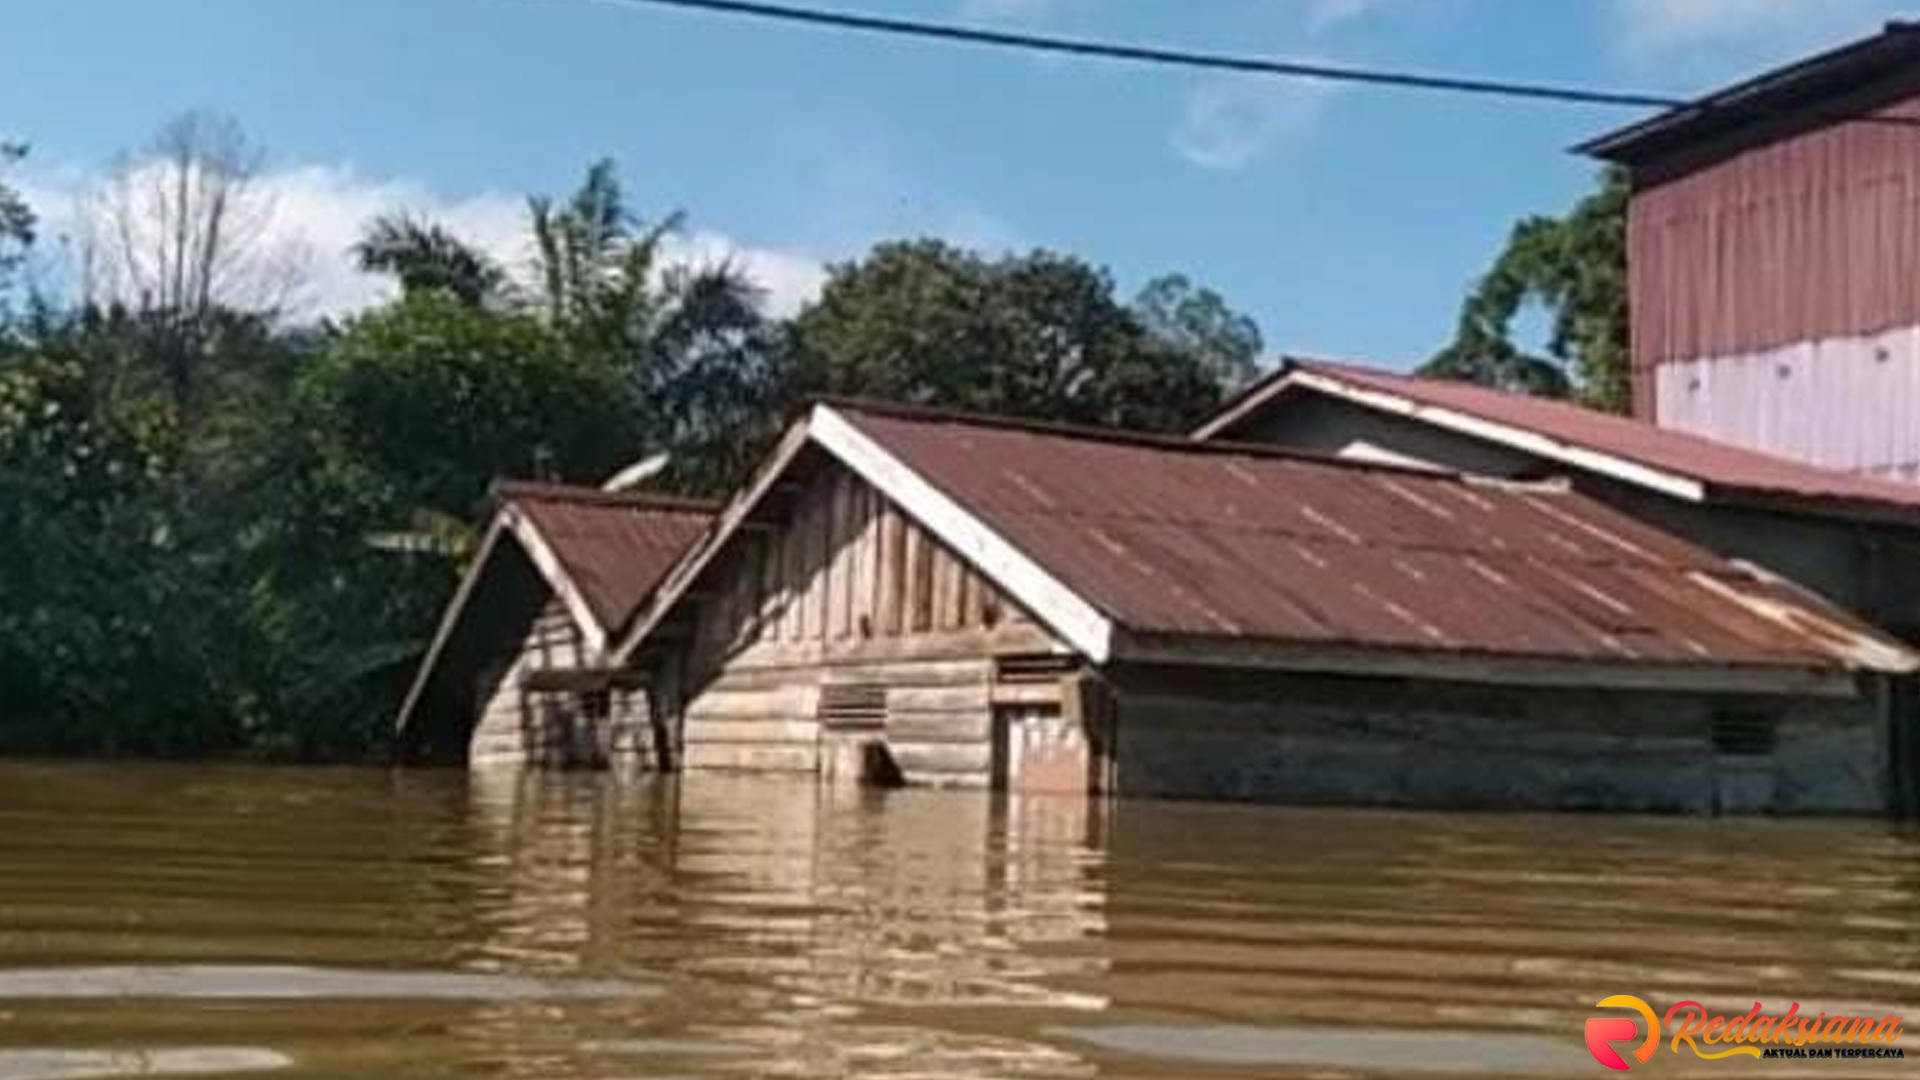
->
[0,763,1915,1079]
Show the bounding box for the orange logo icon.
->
[1586,995,1661,1070]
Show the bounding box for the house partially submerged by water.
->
[395,26,1920,815]
[396,482,711,769]
[576,401,1915,813]
[1196,358,1920,643]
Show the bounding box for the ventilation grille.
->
[995,655,1077,685]
[1712,711,1778,756]
[818,684,888,730]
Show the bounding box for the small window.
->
[1712,710,1778,756]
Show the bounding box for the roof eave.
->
[1579,21,1920,165]
[1107,630,1870,698]
[1239,368,1712,503]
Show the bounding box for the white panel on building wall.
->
[1654,325,1920,484]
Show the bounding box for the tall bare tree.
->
[0,141,34,320]
[78,112,307,407]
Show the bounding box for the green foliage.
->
[1427,169,1629,412]
[0,342,245,754]
[353,214,506,308]
[1,151,1266,762]
[785,240,1245,432]
[298,293,641,519]
[1132,273,1263,391]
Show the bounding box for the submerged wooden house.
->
[597,401,1917,813]
[396,482,712,769]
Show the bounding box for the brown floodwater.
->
[0,762,1915,1079]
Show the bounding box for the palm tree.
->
[353,213,506,308]
[352,161,777,492]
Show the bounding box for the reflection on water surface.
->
[0,762,1913,1078]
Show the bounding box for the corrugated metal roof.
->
[394,482,714,747]
[1581,21,1920,169]
[1204,358,1920,526]
[834,404,1916,678]
[497,481,714,637]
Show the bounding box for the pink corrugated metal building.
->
[1583,22,1920,482]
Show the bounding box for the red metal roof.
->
[835,404,1914,677]
[1207,358,1920,525]
[498,482,714,636]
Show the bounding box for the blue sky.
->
[2,0,1911,369]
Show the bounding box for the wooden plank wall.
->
[470,601,655,769]
[679,466,1065,786]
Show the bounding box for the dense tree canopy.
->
[785,240,1248,432]
[1426,169,1629,412]
[0,119,1266,761]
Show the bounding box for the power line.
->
[574,0,1688,110]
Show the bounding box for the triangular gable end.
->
[394,502,613,743]
[612,404,1115,668]
[1194,360,1710,502]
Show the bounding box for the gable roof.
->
[1581,21,1920,175]
[495,482,715,639]
[394,482,713,744]
[615,402,1917,694]
[1197,357,1920,528]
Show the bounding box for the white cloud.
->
[1305,0,1397,33]
[21,162,826,320]
[1171,74,1333,170]
[1613,0,1897,55]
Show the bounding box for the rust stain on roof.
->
[496,481,713,637]
[833,404,1917,676]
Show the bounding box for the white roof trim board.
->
[500,502,609,659]
[809,405,1116,662]
[393,505,609,736]
[611,405,1116,666]
[1195,369,1711,504]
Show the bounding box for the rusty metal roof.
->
[832,403,1916,680]
[497,482,714,637]
[1581,22,1920,169]
[1202,358,1920,527]
[394,482,713,749]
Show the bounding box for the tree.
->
[295,292,642,521]
[0,330,252,755]
[0,141,33,322]
[1426,168,1629,411]
[76,112,308,409]
[354,160,778,491]
[784,240,1250,432]
[1132,273,1263,391]
[353,213,505,308]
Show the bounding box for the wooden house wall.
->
[1107,666,1889,813]
[671,465,1067,787]
[470,599,656,770]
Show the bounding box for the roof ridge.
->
[492,478,720,514]
[1287,357,1920,482]
[815,396,1496,484]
